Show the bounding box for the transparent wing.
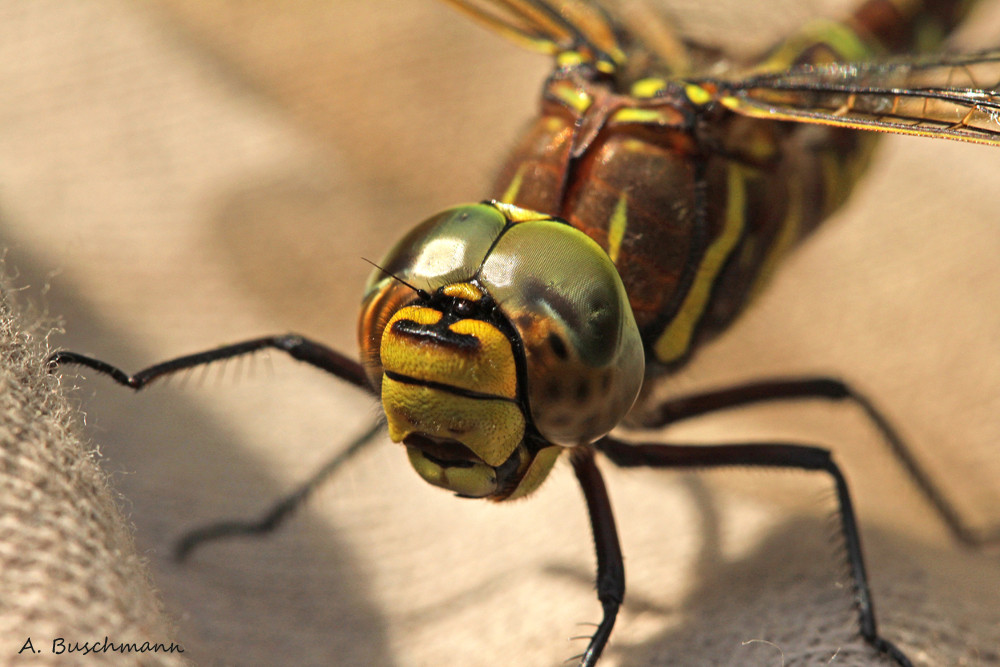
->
[440,0,626,68]
[705,50,1000,146]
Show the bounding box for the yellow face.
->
[380,298,527,498]
[358,203,644,501]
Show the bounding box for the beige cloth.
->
[1,1,999,665]
[0,288,183,665]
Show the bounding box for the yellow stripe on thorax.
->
[654,165,749,363]
[500,163,527,204]
[607,194,628,264]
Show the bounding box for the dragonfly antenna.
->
[361,257,430,299]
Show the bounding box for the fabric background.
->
[0,286,183,664]
[1,1,999,665]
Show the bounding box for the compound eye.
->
[480,220,644,445]
[362,204,506,299]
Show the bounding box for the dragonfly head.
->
[358,202,644,500]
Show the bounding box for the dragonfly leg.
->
[175,419,384,561]
[569,447,624,667]
[633,375,992,546]
[595,436,912,667]
[48,334,381,558]
[48,333,374,394]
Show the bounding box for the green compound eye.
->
[362,203,507,298]
[481,218,644,446]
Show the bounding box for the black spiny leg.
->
[634,376,993,546]
[48,333,374,394]
[48,334,381,559]
[595,436,913,667]
[569,447,625,667]
[175,420,384,560]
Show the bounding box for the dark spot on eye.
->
[575,379,590,402]
[549,412,571,427]
[548,333,569,360]
[516,313,534,330]
[545,380,563,401]
[522,279,582,332]
[600,371,612,391]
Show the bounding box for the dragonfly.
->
[47,0,1000,665]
